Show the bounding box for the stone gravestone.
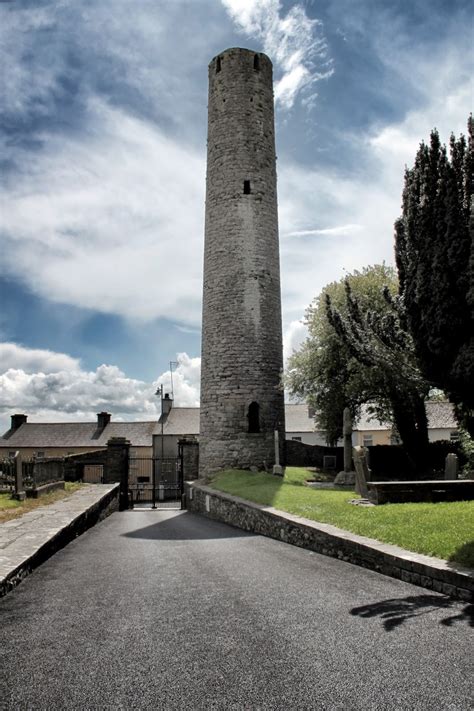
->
[444,453,459,480]
[352,446,370,499]
[273,429,284,476]
[13,451,26,501]
[334,408,356,486]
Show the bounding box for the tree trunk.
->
[390,391,431,477]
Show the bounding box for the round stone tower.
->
[199,47,286,477]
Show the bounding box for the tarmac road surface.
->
[1,509,473,710]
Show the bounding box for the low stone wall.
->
[286,440,344,470]
[185,481,473,602]
[26,481,65,498]
[0,484,120,597]
[63,450,107,481]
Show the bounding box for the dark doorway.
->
[248,402,260,433]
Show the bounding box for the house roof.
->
[426,401,457,429]
[353,401,457,432]
[284,404,317,432]
[0,421,160,449]
[0,401,457,450]
[161,407,200,436]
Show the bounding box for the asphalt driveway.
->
[1,509,472,710]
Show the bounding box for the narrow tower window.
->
[248,402,260,433]
[216,56,221,73]
[254,54,260,71]
[243,180,251,194]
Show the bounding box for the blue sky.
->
[0,0,472,429]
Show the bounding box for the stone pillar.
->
[273,430,284,476]
[105,437,130,510]
[343,407,353,473]
[444,453,459,480]
[13,451,26,501]
[352,446,370,499]
[179,439,200,481]
[199,48,285,477]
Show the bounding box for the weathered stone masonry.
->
[200,48,285,476]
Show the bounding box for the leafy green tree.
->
[394,116,474,435]
[325,279,430,472]
[287,266,395,444]
[287,265,430,473]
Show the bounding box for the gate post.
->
[13,451,26,501]
[105,437,130,510]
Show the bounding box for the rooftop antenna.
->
[169,361,178,402]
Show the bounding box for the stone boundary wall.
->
[286,440,344,469]
[63,449,107,481]
[185,482,473,602]
[27,481,65,498]
[1,484,120,597]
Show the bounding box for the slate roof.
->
[284,404,318,432]
[0,401,457,450]
[161,408,200,436]
[426,401,457,429]
[0,421,159,448]
[162,405,324,435]
[353,401,457,431]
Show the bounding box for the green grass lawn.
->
[210,467,474,568]
[0,482,84,523]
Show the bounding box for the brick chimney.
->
[11,414,27,431]
[161,393,173,416]
[97,412,111,429]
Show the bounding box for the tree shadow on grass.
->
[351,594,473,631]
[447,540,474,569]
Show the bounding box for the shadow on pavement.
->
[121,511,255,541]
[350,594,474,631]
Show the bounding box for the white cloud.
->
[0,343,202,432]
[286,224,362,238]
[1,338,319,431]
[0,342,80,374]
[283,320,307,367]
[156,352,201,407]
[221,0,332,108]
[277,37,471,328]
[1,100,205,324]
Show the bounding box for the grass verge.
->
[0,482,85,524]
[210,467,474,568]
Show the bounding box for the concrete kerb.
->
[185,481,474,602]
[0,484,120,597]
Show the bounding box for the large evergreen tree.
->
[394,117,474,435]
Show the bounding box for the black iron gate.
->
[128,456,183,509]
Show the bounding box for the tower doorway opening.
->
[248,402,260,433]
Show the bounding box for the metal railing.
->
[0,455,64,494]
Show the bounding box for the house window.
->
[9,451,16,458]
[450,430,459,441]
[292,436,302,442]
[35,451,45,459]
[247,402,260,433]
[362,435,373,447]
[243,180,251,194]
